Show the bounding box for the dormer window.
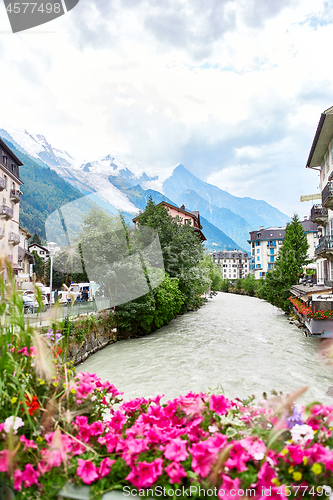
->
[257,232,261,238]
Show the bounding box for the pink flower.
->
[21,463,40,487]
[165,461,187,484]
[13,469,23,491]
[90,421,105,436]
[126,458,163,488]
[209,394,232,415]
[107,410,126,432]
[225,442,250,472]
[190,441,214,478]
[219,475,241,499]
[77,459,99,484]
[0,450,9,472]
[164,438,188,461]
[20,435,38,451]
[98,457,116,479]
[97,432,118,453]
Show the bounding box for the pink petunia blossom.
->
[165,461,187,484]
[21,463,40,487]
[77,459,99,484]
[0,450,9,472]
[98,457,116,479]
[13,469,23,491]
[126,458,163,488]
[90,421,105,436]
[219,475,241,500]
[20,435,38,451]
[164,438,188,461]
[209,394,233,416]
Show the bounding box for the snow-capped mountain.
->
[0,126,290,250]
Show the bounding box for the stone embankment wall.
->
[65,311,120,365]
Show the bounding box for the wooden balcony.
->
[0,205,13,220]
[322,181,333,209]
[315,236,333,257]
[10,189,21,203]
[8,232,20,245]
[310,204,328,225]
[0,178,6,191]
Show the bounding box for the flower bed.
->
[1,359,333,499]
[289,296,333,320]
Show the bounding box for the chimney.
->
[180,204,185,210]
[259,226,264,230]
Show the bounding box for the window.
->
[257,256,260,261]
[257,248,260,253]
[278,240,283,244]
[3,175,7,189]
[257,233,261,238]
[270,256,275,262]
[2,155,7,166]
[2,196,6,205]
[270,248,274,254]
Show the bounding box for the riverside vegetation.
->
[1,261,333,499]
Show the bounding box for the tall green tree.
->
[31,251,45,282]
[257,214,309,311]
[30,233,42,245]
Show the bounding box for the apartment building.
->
[306,105,333,285]
[211,249,251,280]
[0,137,23,278]
[133,201,206,241]
[248,219,319,279]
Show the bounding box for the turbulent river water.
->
[80,292,333,405]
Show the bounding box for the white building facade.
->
[0,137,23,279]
[248,219,319,280]
[211,250,251,280]
[306,106,333,285]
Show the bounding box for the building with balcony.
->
[210,249,251,280]
[133,201,206,241]
[17,227,34,289]
[306,106,333,285]
[248,219,319,279]
[0,137,23,278]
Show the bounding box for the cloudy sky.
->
[0,0,332,217]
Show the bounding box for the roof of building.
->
[0,137,23,166]
[211,250,250,259]
[28,243,49,252]
[306,106,333,169]
[300,218,318,232]
[18,246,34,264]
[248,227,285,241]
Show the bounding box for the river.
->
[80,292,333,405]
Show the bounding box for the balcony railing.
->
[322,181,333,209]
[310,204,328,224]
[315,236,333,256]
[8,232,20,245]
[0,178,6,191]
[10,189,21,203]
[0,205,13,220]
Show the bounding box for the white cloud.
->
[0,0,332,217]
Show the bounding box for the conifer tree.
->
[257,214,309,311]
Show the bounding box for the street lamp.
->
[48,242,57,305]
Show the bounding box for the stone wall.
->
[65,311,118,365]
